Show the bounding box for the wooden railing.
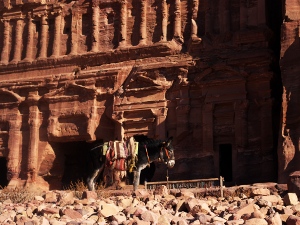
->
[145,176,225,197]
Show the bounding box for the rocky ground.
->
[0,182,299,225]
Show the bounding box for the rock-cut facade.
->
[0,0,281,190]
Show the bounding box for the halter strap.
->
[144,145,151,164]
[160,146,170,162]
[164,147,170,159]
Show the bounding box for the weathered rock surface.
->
[279,0,300,183]
[0,0,279,191]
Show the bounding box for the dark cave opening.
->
[0,157,8,187]
[219,144,233,183]
[49,141,93,189]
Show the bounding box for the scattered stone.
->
[287,215,300,225]
[0,183,297,225]
[284,193,298,206]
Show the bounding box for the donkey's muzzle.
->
[166,160,175,168]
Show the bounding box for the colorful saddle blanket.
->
[104,137,138,171]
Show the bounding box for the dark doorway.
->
[219,144,232,182]
[49,141,93,189]
[0,157,8,187]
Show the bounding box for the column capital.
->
[151,107,168,117]
[9,117,22,130]
[112,111,124,122]
[0,18,10,23]
[26,91,41,106]
[92,0,100,6]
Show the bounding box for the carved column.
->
[11,19,24,64]
[191,0,199,38]
[112,111,124,141]
[139,0,147,45]
[173,0,182,39]
[260,99,273,153]
[1,19,11,65]
[7,115,22,182]
[38,15,48,59]
[240,1,247,30]
[234,100,248,152]
[51,12,62,57]
[152,108,168,139]
[86,99,100,141]
[70,9,79,55]
[205,2,212,34]
[24,13,34,62]
[161,0,168,42]
[176,105,190,137]
[219,0,229,33]
[27,92,40,183]
[175,71,190,136]
[119,0,128,47]
[258,0,265,25]
[202,103,214,153]
[91,1,100,52]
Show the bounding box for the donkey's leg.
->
[133,164,148,191]
[87,164,104,191]
[133,168,141,191]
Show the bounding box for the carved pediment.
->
[44,82,96,102]
[123,71,172,91]
[195,66,246,84]
[0,89,24,107]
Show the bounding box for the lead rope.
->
[164,147,170,189]
[144,145,150,165]
[166,167,169,189]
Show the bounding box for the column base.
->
[22,58,33,63]
[138,39,147,46]
[7,178,26,189]
[37,57,48,62]
[0,61,9,66]
[10,59,20,65]
[172,36,184,44]
[25,176,50,192]
[7,176,49,192]
[187,37,202,56]
[50,54,60,58]
[119,40,127,48]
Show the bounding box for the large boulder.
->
[288,172,300,197]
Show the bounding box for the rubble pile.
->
[0,183,299,225]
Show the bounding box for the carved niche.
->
[113,70,173,139]
[43,82,102,142]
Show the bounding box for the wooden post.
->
[220,176,224,198]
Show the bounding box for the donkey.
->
[86,135,175,191]
[131,135,175,190]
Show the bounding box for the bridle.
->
[144,143,174,164]
[159,144,173,164]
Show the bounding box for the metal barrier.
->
[145,176,225,197]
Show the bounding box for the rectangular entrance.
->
[0,157,8,187]
[219,144,232,182]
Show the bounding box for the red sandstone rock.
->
[61,208,83,220]
[288,172,300,197]
[0,0,282,190]
[287,215,300,225]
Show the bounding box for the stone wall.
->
[278,0,300,183]
[0,0,279,190]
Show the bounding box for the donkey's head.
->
[160,137,175,168]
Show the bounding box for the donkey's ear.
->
[166,136,173,146]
